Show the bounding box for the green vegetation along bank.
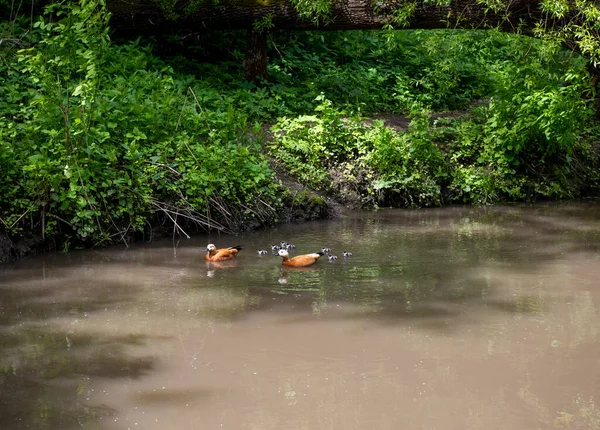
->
[1,0,599,261]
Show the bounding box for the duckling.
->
[205,244,242,262]
[327,254,338,262]
[257,249,268,255]
[321,247,332,253]
[278,249,324,267]
[343,251,353,257]
[285,242,296,249]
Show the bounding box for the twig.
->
[0,38,25,47]
[9,209,30,229]
[148,198,234,234]
[177,87,211,131]
[257,198,276,212]
[118,224,131,248]
[149,162,182,177]
[187,87,211,130]
[208,195,232,217]
[161,207,190,239]
[173,210,178,239]
[100,199,130,248]
[269,34,285,62]
[48,213,74,228]
[175,87,190,131]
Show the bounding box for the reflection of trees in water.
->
[521,390,600,429]
[554,395,600,429]
[2,203,600,428]
[246,204,600,331]
[0,282,155,430]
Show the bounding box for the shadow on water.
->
[0,277,160,430]
[1,202,600,429]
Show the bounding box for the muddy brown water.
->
[1,203,600,430]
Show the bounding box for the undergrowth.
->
[0,0,281,248]
[1,0,599,251]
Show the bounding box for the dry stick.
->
[94,226,133,247]
[176,86,210,136]
[173,210,178,239]
[41,203,45,241]
[176,88,221,233]
[145,220,153,242]
[161,207,190,239]
[175,87,190,131]
[269,34,285,62]
[150,162,182,177]
[177,92,205,166]
[240,202,268,224]
[9,209,30,230]
[209,196,235,229]
[240,203,261,221]
[48,213,74,228]
[207,205,211,232]
[188,88,211,130]
[118,224,131,248]
[101,199,130,247]
[209,195,232,217]
[155,202,202,226]
[258,198,276,212]
[151,198,227,230]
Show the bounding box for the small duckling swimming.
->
[327,254,338,262]
[343,251,353,257]
[321,247,332,253]
[257,249,268,255]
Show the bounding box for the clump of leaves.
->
[270,98,448,207]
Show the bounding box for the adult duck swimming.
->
[204,244,243,262]
[277,249,324,268]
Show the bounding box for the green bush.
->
[0,0,281,245]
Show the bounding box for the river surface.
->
[1,203,600,430]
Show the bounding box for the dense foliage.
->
[1,0,599,250]
[264,30,598,206]
[0,0,281,247]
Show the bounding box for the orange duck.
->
[277,249,324,267]
[205,244,242,261]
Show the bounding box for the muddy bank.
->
[0,179,334,265]
[0,233,47,265]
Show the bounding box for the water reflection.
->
[1,203,600,429]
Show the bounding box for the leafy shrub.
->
[365,110,447,207]
[0,0,281,245]
[270,98,448,207]
[269,94,368,192]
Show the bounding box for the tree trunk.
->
[104,0,598,113]
[106,0,545,37]
[244,29,268,83]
